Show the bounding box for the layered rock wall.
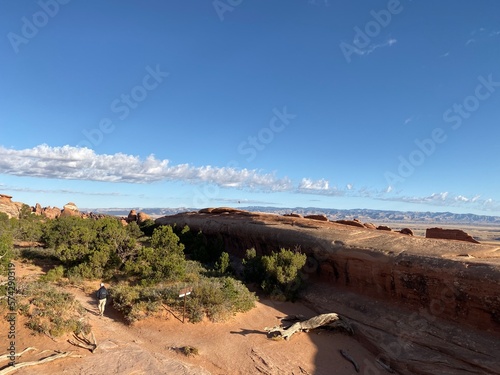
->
[156,209,500,333]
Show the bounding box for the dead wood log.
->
[0,351,80,375]
[0,348,36,362]
[68,331,98,353]
[264,313,353,340]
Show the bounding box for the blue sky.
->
[1,0,499,215]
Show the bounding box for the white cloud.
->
[349,38,398,57]
[0,145,293,191]
[298,178,329,191]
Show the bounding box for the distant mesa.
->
[426,227,479,244]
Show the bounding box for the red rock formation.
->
[155,209,500,373]
[376,225,392,231]
[60,202,80,217]
[137,212,151,224]
[304,214,328,221]
[33,203,43,215]
[399,227,414,236]
[283,213,303,218]
[363,222,377,229]
[426,227,479,243]
[335,219,365,228]
[0,194,23,218]
[42,206,61,219]
[127,209,138,223]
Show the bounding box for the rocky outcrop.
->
[137,212,151,224]
[304,214,328,221]
[127,209,138,223]
[283,213,303,218]
[126,210,152,224]
[363,222,377,229]
[41,206,61,219]
[0,194,23,218]
[60,202,80,217]
[377,225,392,231]
[399,227,414,236]
[426,227,480,244]
[155,208,500,375]
[335,219,365,228]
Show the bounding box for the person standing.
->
[96,283,108,316]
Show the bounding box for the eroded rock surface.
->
[426,227,480,243]
[156,208,500,375]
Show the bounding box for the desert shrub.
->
[126,221,144,239]
[17,281,90,337]
[242,247,265,283]
[111,276,257,323]
[187,276,257,322]
[242,247,307,301]
[40,265,65,282]
[138,219,158,236]
[0,232,13,276]
[124,226,186,284]
[11,204,45,242]
[214,251,230,275]
[261,248,307,301]
[180,345,199,356]
[42,216,136,279]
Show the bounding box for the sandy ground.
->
[1,261,393,375]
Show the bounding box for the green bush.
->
[0,232,13,276]
[242,247,264,283]
[124,226,187,284]
[17,281,90,337]
[242,247,307,301]
[214,252,230,275]
[111,276,257,324]
[261,248,307,301]
[42,216,136,279]
[40,265,65,282]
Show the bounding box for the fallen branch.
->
[0,351,80,375]
[265,313,353,340]
[68,331,98,353]
[0,348,36,362]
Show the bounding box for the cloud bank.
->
[0,145,496,213]
[0,145,292,191]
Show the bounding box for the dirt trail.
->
[2,261,393,375]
